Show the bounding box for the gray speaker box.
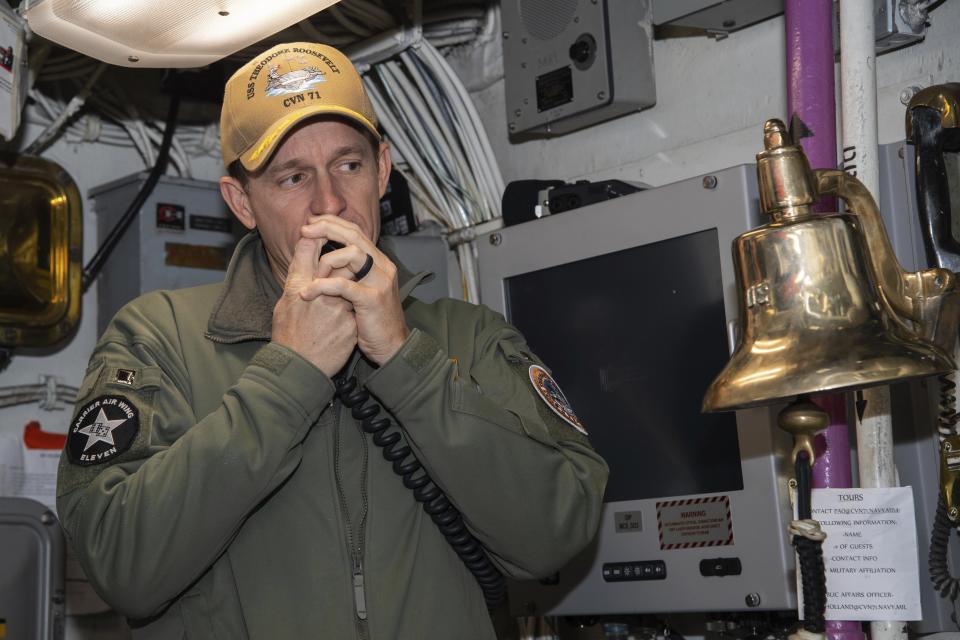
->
[500,0,657,137]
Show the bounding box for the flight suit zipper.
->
[333,361,371,639]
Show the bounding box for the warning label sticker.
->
[657,495,733,550]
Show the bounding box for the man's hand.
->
[272,236,358,377]
[299,216,410,366]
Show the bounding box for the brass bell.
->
[702,119,957,412]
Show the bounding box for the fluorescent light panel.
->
[24,0,341,67]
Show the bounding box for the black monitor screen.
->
[505,228,743,502]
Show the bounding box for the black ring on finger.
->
[354,254,374,281]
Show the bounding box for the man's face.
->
[220,118,391,283]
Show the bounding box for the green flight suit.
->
[56,232,608,639]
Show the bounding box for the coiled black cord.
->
[938,373,959,440]
[929,372,960,626]
[793,452,826,634]
[930,498,960,612]
[334,376,506,607]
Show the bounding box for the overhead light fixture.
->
[22,0,341,68]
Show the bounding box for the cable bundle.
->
[363,41,504,302]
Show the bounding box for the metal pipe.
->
[840,1,904,639]
[785,2,861,638]
[840,0,880,197]
[786,0,837,208]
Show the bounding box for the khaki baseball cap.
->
[220,42,380,172]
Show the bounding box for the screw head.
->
[950,507,959,520]
[490,233,502,246]
[508,123,517,132]
[218,10,229,16]
[128,55,140,63]
[745,593,761,607]
[41,511,55,525]
[514,109,522,117]
[900,86,922,106]
[597,91,606,101]
[703,175,719,189]
[502,31,509,39]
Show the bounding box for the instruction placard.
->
[0,4,23,141]
[802,487,921,621]
[657,495,733,549]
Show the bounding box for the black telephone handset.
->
[320,240,345,257]
[334,377,506,607]
[320,240,506,609]
[324,235,505,606]
[909,84,960,622]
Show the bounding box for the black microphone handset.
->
[320,239,345,257]
[333,379,506,608]
[320,236,505,605]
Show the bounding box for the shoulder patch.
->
[528,365,587,435]
[67,395,140,466]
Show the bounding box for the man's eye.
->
[341,161,362,172]
[280,173,305,186]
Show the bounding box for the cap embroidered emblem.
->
[265,64,326,96]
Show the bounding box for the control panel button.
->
[699,557,742,577]
[602,561,666,582]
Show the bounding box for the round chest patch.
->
[67,395,139,466]
[528,364,587,435]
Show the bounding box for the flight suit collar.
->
[206,231,431,344]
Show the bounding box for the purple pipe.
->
[786,0,837,188]
[786,2,862,639]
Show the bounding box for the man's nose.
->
[310,173,347,217]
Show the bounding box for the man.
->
[57,42,607,639]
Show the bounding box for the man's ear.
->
[220,176,256,230]
[377,142,392,199]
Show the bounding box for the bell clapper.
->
[779,397,829,640]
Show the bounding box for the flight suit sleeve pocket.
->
[452,377,526,437]
[58,366,162,496]
[451,336,590,449]
[493,339,593,449]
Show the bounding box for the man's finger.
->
[286,237,320,289]
[301,218,374,254]
[318,244,377,280]
[299,277,367,303]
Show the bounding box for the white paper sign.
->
[0,4,24,141]
[0,421,112,615]
[802,487,921,621]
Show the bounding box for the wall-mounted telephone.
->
[319,238,506,606]
[908,83,960,624]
